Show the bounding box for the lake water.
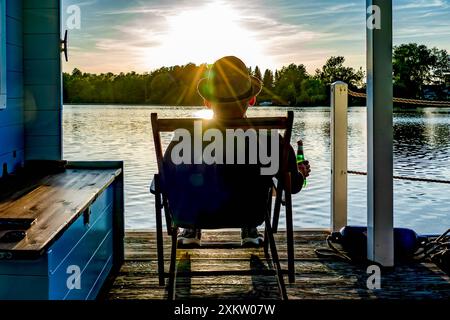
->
[63,105,450,234]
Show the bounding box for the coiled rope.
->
[348,89,450,107]
[315,228,450,269]
[415,229,450,264]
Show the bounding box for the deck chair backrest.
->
[151,111,294,228]
[152,111,294,178]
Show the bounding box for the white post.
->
[366,0,394,266]
[331,82,348,231]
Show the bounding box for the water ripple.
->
[63,105,450,234]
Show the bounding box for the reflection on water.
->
[63,105,450,234]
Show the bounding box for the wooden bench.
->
[0,161,124,300]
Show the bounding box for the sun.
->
[151,2,270,68]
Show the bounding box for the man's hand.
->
[298,160,311,179]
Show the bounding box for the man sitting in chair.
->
[163,56,310,247]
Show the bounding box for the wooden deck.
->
[0,166,121,257]
[107,230,450,300]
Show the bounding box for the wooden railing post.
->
[330,81,348,232]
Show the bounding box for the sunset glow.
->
[147,2,271,69]
[62,0,450,74]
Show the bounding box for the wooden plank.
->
[23,9,59,34]
[23,0,59,9]
[6,16,22,47]
[24,110,60,136]
[24,60,60,86]
[0,98,23,127]
[24,85,59,111]
[24,34,59,60]
[6,71,23,98]
[6,43,23,72]
[6,0,23,20]
[107,231,450,300]
[0,124,24,155]
[0,168,121,256]
[156,116,289,132]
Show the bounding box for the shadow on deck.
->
[107,230,450,300]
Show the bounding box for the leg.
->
[155,186,165,286]
[272,180,283,233]
[264,226,269,257]
[264,213,288,300]
[162,195,172,235]
[284,173,295,283]
[264,187,273,257]
[167,229,178,300]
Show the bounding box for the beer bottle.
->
[296,140,307,187]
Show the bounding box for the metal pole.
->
[331,82,348,231]
[366,0,394,266]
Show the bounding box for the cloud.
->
[394,0,448,10]
[63,0,450,74]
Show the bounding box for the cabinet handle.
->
[83,207,91,225]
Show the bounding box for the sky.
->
[62,0,450,74]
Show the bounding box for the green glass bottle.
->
[296,140,307,187]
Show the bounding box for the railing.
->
[348,89,450,107]
[330,82,450,232]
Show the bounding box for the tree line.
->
[63,43,449,106]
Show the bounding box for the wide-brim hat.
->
[198,56,262,103]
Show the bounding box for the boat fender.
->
[331,226,424,262]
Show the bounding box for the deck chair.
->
[151,111,296,300]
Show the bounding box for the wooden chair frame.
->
[151,111,295,300]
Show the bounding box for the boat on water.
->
[258,101,273,106]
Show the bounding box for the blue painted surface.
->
[48,185,114,273]
[0,0,24,174]
[0,275,49,300]
[0,254,48,276]
[49,197,114,299]
[0,183,117,300]
[23,0,62,161]
[0,98,23,127]
[0,0,123,300]
[63,232,113,300]
[0,0,63,169]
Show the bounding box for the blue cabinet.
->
[0,162,124,300]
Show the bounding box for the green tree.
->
[430,47,449,99]
[273,64,308,105]
[262,69,274,90]
[149,71,177,105]
[253,66,262,81]
[393,43,438,98]
[258,69,275,103]
[298,79,327,105]
[316,56,364,89]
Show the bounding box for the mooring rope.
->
[347,170,450,184]
[348,89,450,107]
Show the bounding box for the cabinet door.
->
[48,185,115,300]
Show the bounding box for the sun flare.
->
[149,2,270,68]
[193,109,214,119]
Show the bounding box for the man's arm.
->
[278,140,311,195]
[286,144,304,194]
